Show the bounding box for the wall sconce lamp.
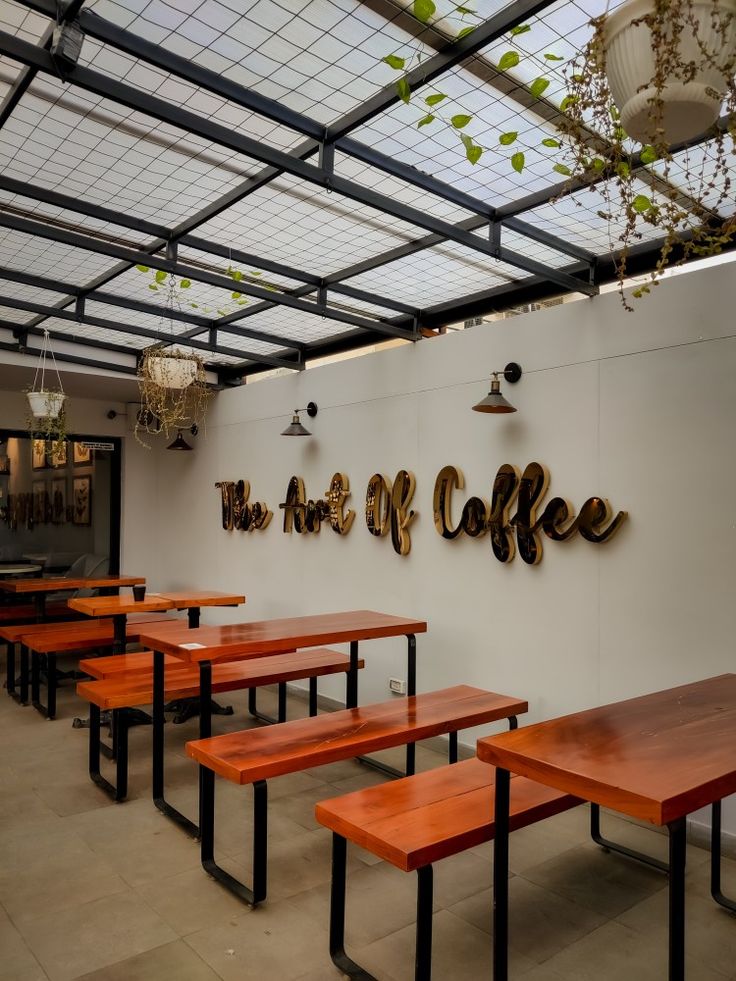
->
[472,362,522,414]
[281,401,318,436]
[166,425,198,451]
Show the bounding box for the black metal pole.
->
[493,767,511,981]
[668,816,687,981]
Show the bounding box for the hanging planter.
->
[603,0,736,145]
[25,330,68,447]
[146,354,198,390]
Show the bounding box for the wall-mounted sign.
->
[216,463,626,564]
[279,473,355,535]
[216,480,272,532]
[433,463,627,564]
[79,440,114,451]
[365,470,416,556]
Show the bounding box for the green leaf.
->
[425,92,447,106]
[616,161,630,178]
[249,271,262,276]
[499,131,518,146]
[135,264,149,272]
[640,144,658,164]
[217,309,227,316]
[180,278,191,288]
[190,302,199,308]
[510,23,530,35]
[148,283,158,291]
[451,113,473,129]
[571,73,585,83]
[552,162,571,176]
[498,50,520,70]
[466,143,483,165]
[632,194,652,213]
[457,25,475,38]
[413,0,436,23]
[231,291,242,299]
[455,5,475,12]
[529,77,550,99]
[560,94,578,111]
[417,113,436,128]
[382,54,406,70]
[511,151,525,173]
[543,52,564,60]
[231,269,243,281]
[541,137,561,148]
[154,269,167,283]
[592,157,606,171]
[397,76,411,104]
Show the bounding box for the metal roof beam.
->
[0,29,594,299]
[0,293,302,371]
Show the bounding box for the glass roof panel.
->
[0,0,50,43]
[190,174,425,276]
[0,75,259,228]
[0,279,69,307]
[343,241,525,307]
[0,303,35,324]
[0,227,122,287]
[227,304,355,346]
[653,137,736,220]
[86,0,425,125]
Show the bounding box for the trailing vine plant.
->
[135,264,278,316]
[381,0,736,307]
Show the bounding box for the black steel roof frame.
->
[0,0,727,379]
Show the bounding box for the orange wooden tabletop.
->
[139,610,428,664]
[158,590,245,608]
[187,686,524,784]
[476,674,736,826]
[68,595,175,617]
[19,614,175,653]
[0,574,145,594]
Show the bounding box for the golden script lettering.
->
[279,473,354,535]
[215,480,272,532]
[433,463,626,564]
[365,470,417,556]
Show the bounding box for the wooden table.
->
[477,674,736,981]
[138,610,427,837]
[0,574,145,619]
[68,590,245,653]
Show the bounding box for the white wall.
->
[139,262,736,835]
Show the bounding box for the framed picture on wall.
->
[47,441,67,469]
[73,442,92,466]
[32,439,46,470]
[51,478,66,524]
[32,479,47,525]
[72,475,91,526]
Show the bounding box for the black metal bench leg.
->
[668,816,686,981]
[32,651,55,718]
[309,676,318,716]
[590,803,669,873]
[200,768,269,906]
[415,865,434,981]
[88,704,129,801]
[329,832,378,980]
[710,800,736,910]
[19,644,29,705]
[493,766,511,981]
[248,685,282,726]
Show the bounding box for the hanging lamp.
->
[472,363,522,414]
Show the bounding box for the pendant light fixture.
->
[472,363,522,414]
[281,402,318,436]
[167,429,193,451]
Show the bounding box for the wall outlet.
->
[389,677,406,695]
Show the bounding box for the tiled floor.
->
[2,665,736,981]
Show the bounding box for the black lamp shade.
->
[167,430,193,450]
[281,413,312,436]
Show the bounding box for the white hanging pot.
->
[147,355,198,389]
[603,0,736,145]
[27,390,66,419]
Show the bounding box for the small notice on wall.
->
[79,441,115,451]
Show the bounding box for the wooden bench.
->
[19,613,175,719]
[186,685,527,906]
[315,758,581,980]
[76,647,365,802]
[1,604,82,702]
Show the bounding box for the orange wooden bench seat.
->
[315,759,580,980]
[0,601,77,624]
[185,685,527,907]
[76,648,365,803]
[79,649,182,679]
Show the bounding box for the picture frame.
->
[51,477,67,524]
[47,441,67,469]
[72,475,91,526]
[32,479,47,525]
[32,438,46,470]
[73,442,92,466]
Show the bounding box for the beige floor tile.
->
[137,866,251,935]
[0,912,47,981]
[73,941,220,981]
[183,897,332,980]
[13,891,177,981]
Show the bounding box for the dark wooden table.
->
[137,610,428,837]
[477,674,736,981]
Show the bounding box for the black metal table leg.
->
[710,800,736,911]
[152,649,199,838]
[188,606,200,629]
[329,833,378,980]
[31,650,56,718]
[19,643,29,704]
[415,865,434,981]
[590,803,669,873]
[493,767,511,981]
[112,614,126,655]
[668,816,687,981]
[346,639,359,709]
